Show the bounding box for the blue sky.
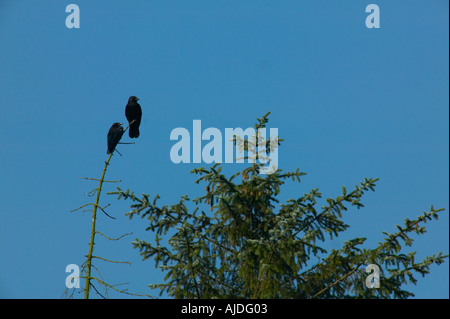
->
[0,1,448,298]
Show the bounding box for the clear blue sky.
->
[0,1,448,298]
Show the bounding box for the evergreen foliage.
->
[111,113,447,299]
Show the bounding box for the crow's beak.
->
[136,98,140,101]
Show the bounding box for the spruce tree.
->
[111,113,447,299]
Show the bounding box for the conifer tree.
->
[111,113,447,299]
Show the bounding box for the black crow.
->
[107,122,124,154]
[125,96,142,138]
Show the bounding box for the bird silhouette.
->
[107,122,124,154]
[125,96,142,138]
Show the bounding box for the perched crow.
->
[107,122,124,154]
[125,96,142,138]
